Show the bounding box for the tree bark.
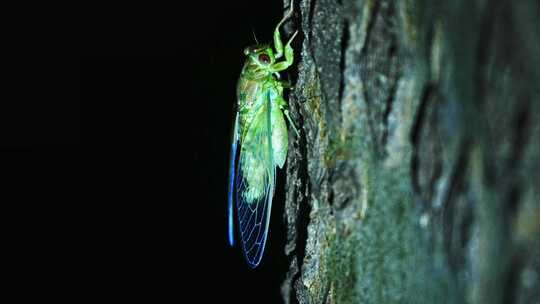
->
[281,0,540,303]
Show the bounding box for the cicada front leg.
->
[273,0,295,60]
[271,1,298,73]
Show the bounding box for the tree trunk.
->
[281,0,540,303]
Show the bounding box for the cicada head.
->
[243,44,275,70]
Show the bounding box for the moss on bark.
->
[281,0,540,303]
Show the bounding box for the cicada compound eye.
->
[258,53,270,64]
[244,47,251,55]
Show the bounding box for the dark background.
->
[77,1,292,302]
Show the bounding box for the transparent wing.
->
[228,113,239,246]
[235,92,275,268]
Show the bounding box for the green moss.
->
[323,133,361,168]
[401,0,421,46]
[304,74,328,140]
[325,228,360,303]
[355,163,416,303]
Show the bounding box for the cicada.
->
[228,1,298,268]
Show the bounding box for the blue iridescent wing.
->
[228,114,239,246]
[235,94,276,268]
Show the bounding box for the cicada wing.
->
[235,94,276,268]
[228,113,240,247]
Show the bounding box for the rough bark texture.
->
[281,0,540,303]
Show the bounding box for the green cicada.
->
[228,1,298,268]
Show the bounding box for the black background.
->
[76,1,292,302]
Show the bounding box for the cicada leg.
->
[271,30,298,73]
[280,78,293,89]
[273,0,295,60]
[276,95,299,136]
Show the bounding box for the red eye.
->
[258,54,270,64]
